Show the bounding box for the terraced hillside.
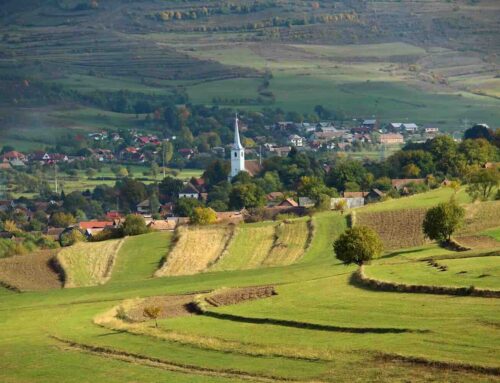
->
[0,193,499,382]
[1,0,499,149]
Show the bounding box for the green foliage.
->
[60,229,86,247]
[422,199,465,243]
[50,212,76,228]
[333,226,383,266]
[175,198,202,217]
[466,168,499,201]
[190,207,217,225]
[229,183,265,209]
[122,214,149,236]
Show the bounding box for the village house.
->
[379,133,404,145]
[78,221,115,238]
[365,188,386,203]
[1,151,26,163]
[265,192,285,207]
[178,148,195,160]
[136,199,152,214]
[178,183,200,199]
[361,119,377,131]
[425,127,439,134]
[288,134,304,147]
[402,123,419,134]
[278,198,298,207]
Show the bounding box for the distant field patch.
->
[57,239,124,288]
[0,250,62,291]
[293,42,426,59]
[155,225,233,277]
[356,209,428,250]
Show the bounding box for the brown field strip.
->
[155,226,234,277]
[356,209,428,250]
[56,239,125,288]
[0,250,62,291]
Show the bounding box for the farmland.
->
[356,208,428,250]
[1,0,499,150]
[56,239,124,288]
[0,190,499,382]
[155,225,234,276]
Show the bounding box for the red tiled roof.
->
[79,221,114,230]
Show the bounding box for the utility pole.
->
[54,163,58,194]
[162,141,166,179]
[259,145,262,166]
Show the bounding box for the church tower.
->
[230,114,245,179]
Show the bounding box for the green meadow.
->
[0,189,499,382]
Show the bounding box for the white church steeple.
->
[230,114,245,179]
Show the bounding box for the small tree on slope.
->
[333,226,383,266]
[422,199,465,244]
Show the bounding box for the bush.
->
[422,199,465,243]
[333,226,383,266]
[122,214,149,236]
[190,207,217,225]
[60,229,86,247]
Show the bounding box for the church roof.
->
[233,115,244,150]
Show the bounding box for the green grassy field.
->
[0,193,499,382]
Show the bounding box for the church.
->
[230,115,246,179]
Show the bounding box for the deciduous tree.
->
[333,226,383,266]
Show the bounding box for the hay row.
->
[56,239,124,288]
[155,225,234,277]
[262,220,310,266]
[352,266,500,298]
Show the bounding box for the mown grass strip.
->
[52,336,323,383]
[352,266,500,298]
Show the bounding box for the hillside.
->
[1,0,499,149]
[0,191,499,382]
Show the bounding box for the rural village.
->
[0,1,499,382]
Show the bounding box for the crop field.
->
[209,222,277,271]
[0,200,499,382]
[356,208,428,250]
[155,225,234,277]
[262,219,311,266]
[57,239,124,288]
[211,219,311,271]
[0,250,61,291]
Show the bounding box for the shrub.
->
[333,226,383,266]
[190,207,217,225]
[422,199,465,243]
[122,214,149,236]
[60,229,86,247]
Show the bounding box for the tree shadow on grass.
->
[380,248,429,260]
[202,311,428,334]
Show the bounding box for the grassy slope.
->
[365,245,500,289]
[0,197,499,382]
[210,221,277,271]
[109,232,171,284]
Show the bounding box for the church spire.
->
[233,114,243,150]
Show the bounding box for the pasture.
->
[0,191,499,382]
